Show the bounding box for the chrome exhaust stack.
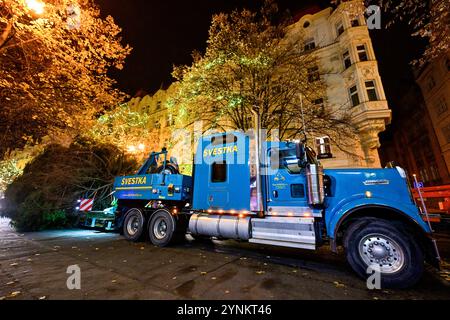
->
[306,164,325,206]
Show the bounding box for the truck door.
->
[266,147,309,214]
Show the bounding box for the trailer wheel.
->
[123,208,146,242]
[148,209,184,247]
[156,164,179,175]
[344,219,423,289]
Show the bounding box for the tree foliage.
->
[336,0,449,65]
[380,0,448,64]
[89,102,161,155]
[1,137,137,231]
[0,0,131,158]
[170,1,355,141]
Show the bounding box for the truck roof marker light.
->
[207,209,213,213]
[230,210,236,214]
[218,209,224,214]
[304,212,312,217]
[365,191,372,198]
[288,212,294,217]
[239,214,245,218]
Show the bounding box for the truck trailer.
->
[112,130,440,288]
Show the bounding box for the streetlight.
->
[25,0,45,15]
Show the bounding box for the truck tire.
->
[344,219,424,289]
[157,164,179,175]
[122,208,146,242]
[148,209,185,247]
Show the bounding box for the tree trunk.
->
[0,20,13,49]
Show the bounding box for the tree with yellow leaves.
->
[0,0,131,158]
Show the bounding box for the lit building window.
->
[349,85,360,107]
[356,44,368,62]
[308,66,320,82]
[365,80,378,101]
[436,97,448,115]
[336,22,344,36]
[343,50,351,69]
[316,137,332,159]
[304,39,316,51]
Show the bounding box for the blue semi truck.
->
[113,131,440,288]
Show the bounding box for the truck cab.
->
[113,131,440,288]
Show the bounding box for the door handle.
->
[272,190,278,198]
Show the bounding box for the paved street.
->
[0,217,449,300]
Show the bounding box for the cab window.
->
[211,161,227,182]
[270,148,302,174]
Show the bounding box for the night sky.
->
[96,0,425,108]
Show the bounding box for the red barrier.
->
[412,185,450,223]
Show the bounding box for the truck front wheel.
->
[344,219,424,289]
[123,208,146,242]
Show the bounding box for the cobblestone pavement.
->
[0,218,449,300]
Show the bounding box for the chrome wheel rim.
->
[126,215,140,236]
[153,217,168,240]
[358,233,405,274]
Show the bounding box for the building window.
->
[351,18,360,27]
[313,98,324,108]
[356,44,368,62]
[430,164,440,181]
[316,137,332,159]
[365,80,378,101]
[336,22,344,36]
[349,85,360,107]
[420,168,430,183]
[211,162,227,183]
[304,39,316,51]
[442,124,450,143]
[427,77,436,91]
[308,66,320,82]
[343,50,351,69]
[436,97,448,115]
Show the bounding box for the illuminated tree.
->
[0,0,131,158]
[170,1,355,141]
[381,0,448,65]
[89,103,160,156]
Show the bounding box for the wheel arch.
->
[331,205,432,260]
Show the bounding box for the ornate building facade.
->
[415,52,450,179]
[127,1,391,169]
[287,1,391,168]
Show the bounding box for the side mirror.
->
[295,143,304,160]
[295,143,307,167]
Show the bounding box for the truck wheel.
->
[157,164,179,175]
[344,219,423,289]
[123,208,146,242]
[148,209,184,247]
